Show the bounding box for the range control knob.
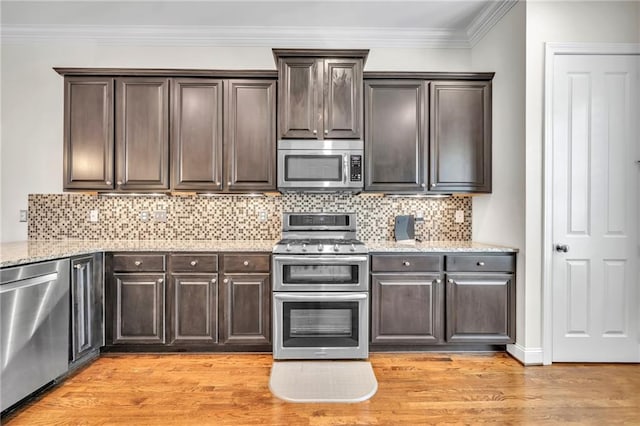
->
[350,244,356,252]
[317,244,324,252]
[333,244,340,252]
[286,243,292,252]
[302,243,308,252]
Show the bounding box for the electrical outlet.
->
[154,210,167,222]
[258,210,268,222]
[89,210,99,222]
[415,211,424,222]
[454,210,465,223]
[19,210,28,222]
[139,211,150,222]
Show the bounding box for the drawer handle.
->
[134,260,142,266]
[243,260,249,266]
[402,261,411,266]
[477,261,485,266]
[190,260,198,266]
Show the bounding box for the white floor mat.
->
[269,361,378,403]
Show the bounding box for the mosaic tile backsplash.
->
[28,193,471,241]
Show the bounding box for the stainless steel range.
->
[272,213,369,360]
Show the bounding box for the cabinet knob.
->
[211,279,217,284]
[477,261,485,266]
[157,278,164,284]
[402,261,411,266]
[448,279,454,284]
[435,279,441,284]
[431,183,436,188]
[134,260,142,266]
[313,129,317,135]
[117,180,123,185]
[106,180,112,185]
[73,264,82,270]
[228,181,231,186]
[243,260,249,266]
[223,278,229,284]
[190,260,198,266]
[421,183,426,188]
[215,181,220,186]
[324,129,328,135]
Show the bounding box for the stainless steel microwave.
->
[277,139,364,193]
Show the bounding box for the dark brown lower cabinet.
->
[169,274,218,344]
[112,272,166,344]
[371,273,443,344]
[220,273,271,346]
[445,273,515,343]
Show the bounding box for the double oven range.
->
[272,213,369,360]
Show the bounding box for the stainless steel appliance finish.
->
[1,259,69,412]
[277,139,364,193]
[272,212,369,360]
[273,292,368,360]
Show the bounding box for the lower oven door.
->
[273,292,368,360]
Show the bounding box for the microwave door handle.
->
[343,154,348,183]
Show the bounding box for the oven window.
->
[283,302,359,347]
[283,264,358,285]
[285,155,342,181]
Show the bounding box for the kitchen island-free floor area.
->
[4,353,639,425]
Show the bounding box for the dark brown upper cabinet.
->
[363,73,493,194]
[115,77,170,191]
[274,49,368,140]
[171,78,276,192]
[365,80,426,192]
[172,79,224,191]
[63,77,114,190]
[429,81,492,193]
[224,79,276,192]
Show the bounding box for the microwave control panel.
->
[350,155,362,181]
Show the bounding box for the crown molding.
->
[1,24,471,49]
[466,0,519,47]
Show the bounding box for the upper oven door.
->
[273,255,369,292]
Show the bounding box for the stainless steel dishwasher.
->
[1,259,69,412]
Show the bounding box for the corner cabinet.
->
[363,73,494,194]
[274,49,368,139]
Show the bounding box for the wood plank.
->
[4,353,639,425]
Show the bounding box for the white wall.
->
[470,2,526,357]
[525,0,639,359]
[0,42,470,242]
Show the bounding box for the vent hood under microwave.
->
[277,139,364,193]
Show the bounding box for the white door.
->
[552,54,639,362]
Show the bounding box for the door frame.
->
[542,42,640,365]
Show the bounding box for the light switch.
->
[89,210,99,222]
[19,210,28,222]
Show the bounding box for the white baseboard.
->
[507,343,544,365]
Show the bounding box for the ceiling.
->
[0,0,518,48]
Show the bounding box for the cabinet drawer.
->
[112,254,166,272]
[223,254,270,273]
[371,254,442,272]
[445,255,515,273]
[170,254,218,273]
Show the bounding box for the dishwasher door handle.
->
[0,272,58,294]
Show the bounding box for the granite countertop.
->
[0,240,278,268]
[364,240,518,253]
[1,239,518,268]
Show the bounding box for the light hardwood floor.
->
[3,353,639,425]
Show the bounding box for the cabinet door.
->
[365,80,426,192]
[63,77,114,190]
[225,79,276,191]
[324,58,362,139]
[112,273,165,344]
[169,274,218,344]
[70,254,103,362]
[371,273,443,344]
[172,78,223,191]
[220,273,270,345]
[445,273,514,343]
[279,57,321,139]
[115,78,170,191]
[429,81,491,193]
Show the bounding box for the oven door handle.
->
[273,255,369,264]
[273,292,368,301]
